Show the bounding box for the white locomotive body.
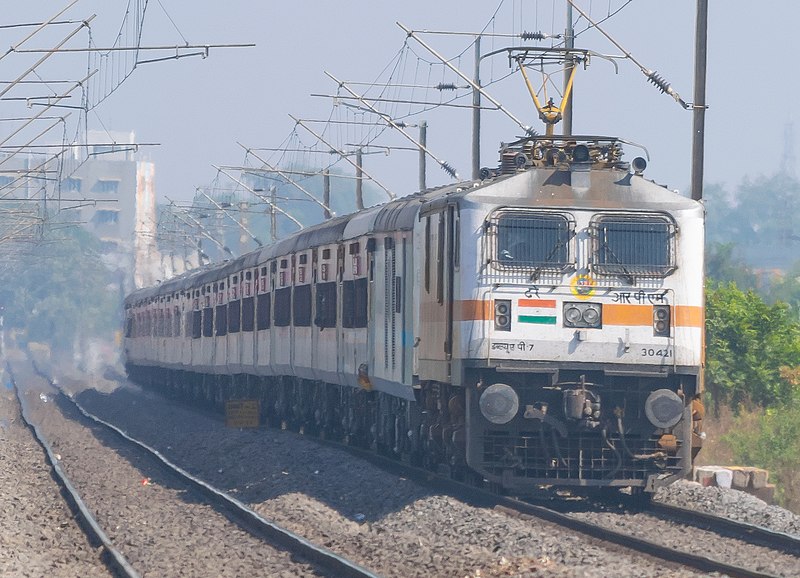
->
[125,136,704,493]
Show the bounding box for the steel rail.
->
[34,361,791,577]
[6,363,139,578]
[268,424,784,578]
[496,498,781,578]
[650,501,800,556]
[32,365,379,578]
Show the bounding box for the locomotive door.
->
[435,205,457,360]
[419,204,457,382]
[444,204,456,361]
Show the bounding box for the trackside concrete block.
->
[728,466,751,490]
[750,468,769,489]
[751,483,776,503]
[692,466,774,503]
[693,465,733,488]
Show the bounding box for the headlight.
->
[479,383,519,424]
[563,302,602,328]
[645,388,684,429]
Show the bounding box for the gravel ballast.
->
[66,372,705,578]
[0,377,110,577]
[8,361,322,578]
[18,359,800,578]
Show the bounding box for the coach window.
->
[228,297,241,333]
[191,309,200,338]
[242,296,255,331]
[342,280,355,328]
[347,277,368,328]
[357,278,368,327]
[591,214,675,277]
[315,281,337,328]
[274,286,291,326]
[215,298,228,336]
[256,291,271,330]
[202,307,213,338]
[293,284,312,327]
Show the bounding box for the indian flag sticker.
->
[518,299,557,325]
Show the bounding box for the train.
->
[123,134,705,495]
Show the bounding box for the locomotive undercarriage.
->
[465,367,697,492]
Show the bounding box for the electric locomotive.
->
[124,133,704,495]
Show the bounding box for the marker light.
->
[495,299,511,331]
[653,305,670,337]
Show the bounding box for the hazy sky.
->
[2,2,794,203]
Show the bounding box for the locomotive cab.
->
[422,136,704,493]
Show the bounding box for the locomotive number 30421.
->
[641,348,672,358]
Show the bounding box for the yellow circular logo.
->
[570,275,596,300]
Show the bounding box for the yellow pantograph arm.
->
[520,61,579,119]
[519,64,545,114]
[561,63,578,114]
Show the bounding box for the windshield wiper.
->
[529,236,570,282]
[596,237,635,284]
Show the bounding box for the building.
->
[59,131,161,290]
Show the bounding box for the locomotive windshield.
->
[592,215,675,277]
[496,212,571,269]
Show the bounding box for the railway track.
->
[7,363,137,578]
[15,360,378,578]
[649,501,800,557]
[35,359,800,578]
[311,434,798,578]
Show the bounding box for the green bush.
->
[705,282,800,409]
[724,402,800,510]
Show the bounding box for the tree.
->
[0,226,122,354]
[706,243,757,290]
[705,174,800,270]
[765,260,800,320]
[705,282,800,409]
